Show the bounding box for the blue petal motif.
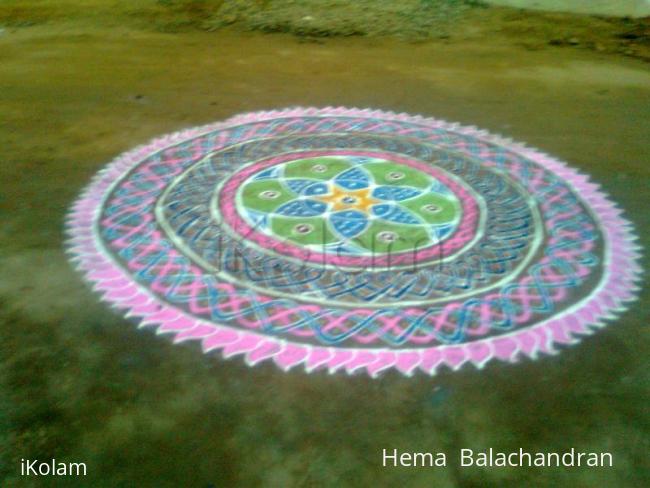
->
[349,156,375,165]
[275,199,327,217]
[332,243,365,255]
[372,186,422,201]
[244,209,269,229]
[430,179,453,196]
[253,167,280,180]
[334,167,370,190]
[303,182,330,196]
[285,179,318,194]
[372,204,422,224]
[330,210,369,238]
[431,224,455,239]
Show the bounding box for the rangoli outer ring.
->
[66,107,642,377]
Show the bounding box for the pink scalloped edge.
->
[65,107,643,378]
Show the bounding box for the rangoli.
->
[66,108,642,376]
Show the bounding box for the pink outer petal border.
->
[65,107,643,378]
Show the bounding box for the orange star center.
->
[316,185,379,212]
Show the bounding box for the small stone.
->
[223,15,237,25]
[522,42,542,51]
[297,36,325,44]
[618,31,640,40]
[568,37,580,46]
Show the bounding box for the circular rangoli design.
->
[67,108,642,376]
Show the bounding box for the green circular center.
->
[235,155,462,255]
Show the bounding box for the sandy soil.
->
[0,5,648,487]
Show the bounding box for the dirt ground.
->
[1,0,649,60]
[0,2,649,487]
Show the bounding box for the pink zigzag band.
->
[65,107,642,377]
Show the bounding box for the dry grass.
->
[0,0,474,35]
[0,0,225,28]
